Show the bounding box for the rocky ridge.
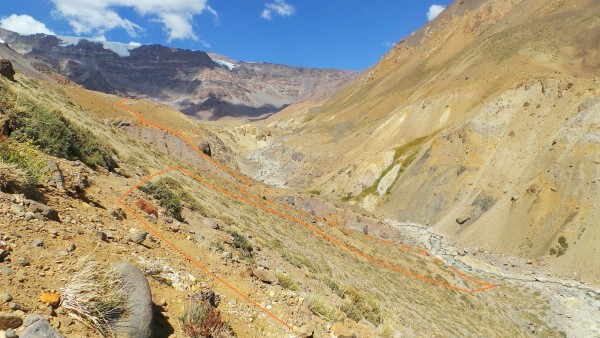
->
[0,29,357,120]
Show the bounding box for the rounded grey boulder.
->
[111,262,153,338]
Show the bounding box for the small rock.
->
[20,314,63,338]
[203,218,221,230]
[32,239,44,248]
[127,231,147,245]
[49,229,58,238]
[511,195,520,201]
[0,313,23,330]
[23,199,59,221]
[331,322,353,338]
[67,243,76,252]
[95,231,108,242]
[168,224,180,233]
[294,324,315,338]
[8,302,27,311]
[0,292,13,304]
[18,258,30,267]
[252,268,277,284]
[108,208,126,221]
[0,267,15,276]
[221,251,232,259]
[40,293,61,307]
[5,327,17,338]
[456,216,470,225]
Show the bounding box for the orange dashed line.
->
[381,240,393,245]
[419,249,430,256]
[316,217,323,221]
[297,209,308,215]
[118,99,250,186]
[280,204,290,210]
[364,235,374,240]
[435,258,444,264]
[326,219,339,227]
[116,99,495,332]
[400,244,413,250]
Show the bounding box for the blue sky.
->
[0,0,453,70]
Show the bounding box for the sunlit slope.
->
[259,0,600,280]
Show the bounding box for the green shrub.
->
[226,230,253,257]
[140,179,183,220]
[5,106,117,170]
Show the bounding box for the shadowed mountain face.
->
[0,29,357,120]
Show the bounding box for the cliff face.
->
[233,0,600,280]
[0,29,357,120]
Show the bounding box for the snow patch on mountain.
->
[212,58,236,70]
[58,36,142,57]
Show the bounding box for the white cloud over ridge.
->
[0,14,55,35]
[261,0,295,20]
[49,0,218,41]
[427,4,446,21]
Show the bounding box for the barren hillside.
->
[224,0,600,283]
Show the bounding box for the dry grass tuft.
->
[61,257,130,337]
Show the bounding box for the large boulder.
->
[0,58,15,81]
[111,263,153,338]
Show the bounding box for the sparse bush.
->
[226,230,253,257]
[277,273,299,291]
[0,139,47,187]
[61,258,130,337]
[140,179,183,220]
[179,300,235,338]
[308,295,340,322]
[341,286,382,324]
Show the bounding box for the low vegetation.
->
[1,80,117,175]
[140,179,183,220]
[179,300,235,338]
[276,273,300,291]
[226,229,253,258]
[549,236,569,257]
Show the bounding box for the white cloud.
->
[49,0,217,41]
[427,4,446,21]
[0,14,55,35]
[261,0,295,20]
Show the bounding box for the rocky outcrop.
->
[0,58,15,81]
[0,31,357,120]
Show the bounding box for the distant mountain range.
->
[0,28,357,120]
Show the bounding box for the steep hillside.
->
[0,29,357,120]
[227,0,600,281]
[3,51,599,337]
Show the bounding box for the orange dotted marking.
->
[116,99,495,331]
